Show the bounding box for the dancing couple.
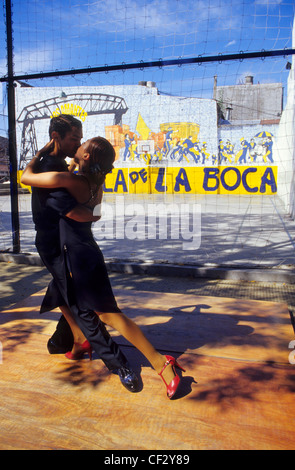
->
[21,114,185,399]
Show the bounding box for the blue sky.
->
[0,0,294,134]
[1,0,294,72]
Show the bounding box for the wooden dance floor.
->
[0,287,295,450]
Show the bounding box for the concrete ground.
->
[1,193,295,275]
[1,260,295,322]
[1,190,295,323]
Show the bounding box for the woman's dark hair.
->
[85,137,115,176]
[49,114,82,139]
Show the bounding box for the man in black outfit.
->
[29,114,139,392]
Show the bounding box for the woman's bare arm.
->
[21,148,100,222]
[21,155,88,204]
[66,206,101,222]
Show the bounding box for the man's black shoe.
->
[47,338,70,355]
[113,365,140,393]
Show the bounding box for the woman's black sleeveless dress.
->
[41,215,121,314]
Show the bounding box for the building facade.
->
[15,79,280,196]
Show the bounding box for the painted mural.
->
[106,114,275,167]
[15,87,278,195]
[104,113,277,195]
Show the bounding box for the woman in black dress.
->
[22,137,185,399]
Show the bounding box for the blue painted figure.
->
[123,134,132,161]
[263,137,274,163]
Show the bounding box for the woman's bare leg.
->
[98,311,175,384]
[59,305,87,352]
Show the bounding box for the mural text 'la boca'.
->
[104,165,277,195]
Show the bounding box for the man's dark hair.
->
[49,114,82,139]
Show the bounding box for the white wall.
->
[275,17,295,216]
[15,84,218,166]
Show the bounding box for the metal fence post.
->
[5,0,20,253]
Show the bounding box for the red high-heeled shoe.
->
[65,340,93,361]
[158,355,186,399]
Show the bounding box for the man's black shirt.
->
[31,154,77,233]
